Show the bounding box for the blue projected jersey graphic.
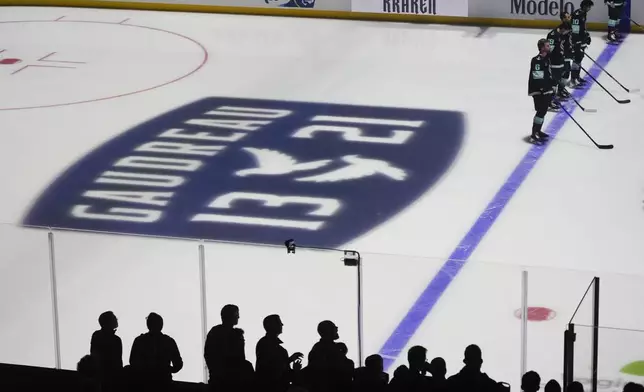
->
[23,97,465,248]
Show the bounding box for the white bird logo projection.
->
[235,147,408,183]
[235,148,332,177]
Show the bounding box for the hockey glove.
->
[585,32,591,45]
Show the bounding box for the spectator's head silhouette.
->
[98,311,118,333]
[221,304,240,327]
[337,342,348,356]
[146,312,163,334]
[407,345,427,371]
[521,371,541,392]
[624,383,644,392]
[393,364,409,379]
[365,354,383,373]
[463,344,483,370]
[430,357,447,378]
[545,379,562,392]
[317,320,339,341]
[263,314,283,336]
[568,381,584,392]
[77,354,98,377]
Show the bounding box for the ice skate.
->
[529,130,547,145]
[559,88,572,99]
[538,131,550,140]
[607,32,619,44]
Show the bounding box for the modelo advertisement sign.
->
[351,0,468,17]
[468,0,612,22]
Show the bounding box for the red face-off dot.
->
[0,58,22,65]
[514,306,556,321]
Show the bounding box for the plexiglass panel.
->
[363,254,523,390]
[0,223,54,367]
[525,266,596,383]
[203,241,358,369]
[53,229,203,382]
[4,223,644,387]
[360,252,448,370]
[596,326,644,390]
[572,324,595,387]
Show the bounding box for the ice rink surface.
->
[1,6,644,389]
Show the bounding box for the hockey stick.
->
[563,89,597,112]
[581,66,631,104]
[584,53,640,93]
[630,18,643,28]
[555,100,613,150]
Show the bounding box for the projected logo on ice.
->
[23,98,464,248]
[265,0,316,8]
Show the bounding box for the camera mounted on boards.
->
[285,239,296,254]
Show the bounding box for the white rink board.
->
[634,0,644,23]
[99,0,351,10]
[469,0,612,22]
[351,0,468,16]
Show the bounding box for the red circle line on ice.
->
[0,19,209,111]
[514,306,557,322]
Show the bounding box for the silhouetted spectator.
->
[307,320,344,392]
[77,355,102,392]
[545,379,561,392]
[409,346,433,391]
[624,383,644,392]
[622,382,644,392]
[388,346,432,392]
[336,342,354,392]
[429,357,448,392]
[90,311,123,386]
[129,312,183,389]
[255,314,303,392]
[388,364,411,392]
[352,354,388,392]
[205,304,253,391]
[447,344,499,392]
[78,354,100,378]
[568,381,585,392]
[337,343,354,369]
[291,365,313,392]
[521,371,540,392]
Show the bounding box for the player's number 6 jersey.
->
[528,55,554,96]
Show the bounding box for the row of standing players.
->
[527,0,626,144]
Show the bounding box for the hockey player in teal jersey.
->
[528,39,555,144]
[605,0,626,42]
[570,0,594,88]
